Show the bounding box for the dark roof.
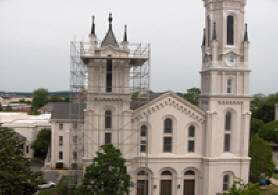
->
[101,13,119,48]
[130,92,166,110]
[51,102,84,120]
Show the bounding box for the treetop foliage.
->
[31,128,51,160]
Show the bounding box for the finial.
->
[212,22,217,40]
[109,13,113,29]
[202,28,206,46]
[123,25,128,42]
[91,15,95,35]
[244,23,248,42]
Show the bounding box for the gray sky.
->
[0,0,277,94]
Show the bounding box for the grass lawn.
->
[259,184,278,195]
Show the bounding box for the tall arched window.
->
[164,118,173,133]
[160,171,173,195]
[105,110,112,129]
[188,125,195,153]
[106,59,112,92]
[207,16,211,46]
[137,170,149,195]
[227,15,234,45]
[227,79,233,94]
[223,174,231,191]
[140,125,148,153]
[224,112,232,152]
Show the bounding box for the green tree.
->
[183,87,201,106]
[80,144,133,195]
[0,127,39,194]
[226,180,260,195]
[31,128,51,160]
[0,102,2,111]
[258,120,278,143]
[250,118,264,137]
[32,88,48,114]
[249,135,274,182]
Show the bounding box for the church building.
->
[49,0,251,194]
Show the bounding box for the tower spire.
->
[123,25,127,42]
[91,15,95,35]
[109,13,113,30]
[244,23,248,42]
[212,22,217,41]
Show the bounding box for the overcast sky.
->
[0,0,277,94]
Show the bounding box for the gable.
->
[132,92,206,124]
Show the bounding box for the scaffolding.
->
[69,39,151,193]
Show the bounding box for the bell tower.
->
[200,0,252,194]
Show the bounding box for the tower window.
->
[207,16,211,46]
[105,110,112,129]
[227,79,233,94]
[227,16,234,45]
[140,125,148,153]
[106,59,112,93]
[224,112,232,152]
[59,136,63,146]
[164,118,173,133]
[223,174,231,191]
[163,137,172,153]
[105,132,112,144]
[59,151,63,160]
[188,125,195,153]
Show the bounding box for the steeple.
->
[101,13,119,48]
[91,15,96,36]
[123,25,128,42]
[244,23,248,42]
[212,22,217,41]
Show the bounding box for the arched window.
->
[188,125,195,153]
[223,174,231,191]
[164,118,173,133]
[224,112,232,152]
[106,59,112,92]
[227,15,234,45]
[184,170,195,176]
[227,79,233,94]
[140,125,148,153]
[105,110,112,129]
[207,15,211,46]
[160,170,173,195]
[137,171,149,195]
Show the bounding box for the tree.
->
[0,127,39,194]
[183,87,201,106]
[0,102,2,111]
[226,180,260,195]
[249,135,274,182]
[258,120,278,143]
[80,144,133,195]
[32,88,48,114]
[250,118,264,137]
[31,128,51,160]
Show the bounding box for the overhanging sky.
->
[0,0,277,94]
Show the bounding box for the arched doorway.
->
[137,170,149,195]
[160,170,173,195]
[183,170,195,195]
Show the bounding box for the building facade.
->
[50,0,251,194]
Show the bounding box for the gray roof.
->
[101,13,119,48]
[130,92,166,110]
[51,102,84,120]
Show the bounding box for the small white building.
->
[1,113,51,158]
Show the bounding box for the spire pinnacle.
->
[91,15,95,35]
[108,13,113,30]
[212,22,217,41]
[244,23,248,42]
[123,25,127,42]
[202,28,206,46]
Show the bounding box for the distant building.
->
[2,113,51,158]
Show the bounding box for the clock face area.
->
[225,53,236,66]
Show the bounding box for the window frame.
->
[163,136,173,153]
[227,15,234,46]
[224,112,232,152]
[59,136,63,146]
[188,125,196,153]
[105,110,112,129]
[164,118,173,133]
[227,79,233,94]
[105,132,112,145]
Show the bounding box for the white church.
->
[49,0,252,194]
